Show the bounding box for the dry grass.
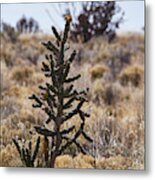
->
[89,64,109,80]
[0,32,144,169]
[119,64,144,87]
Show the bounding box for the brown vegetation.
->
[0,31,144,169]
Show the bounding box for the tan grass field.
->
[0,32,144,169]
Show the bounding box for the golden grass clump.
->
[118,33,144,47]
[119,64,144,87]
[10,65,35,85]
[0,144,22,167]
[1,123,25,146]
[1,61,12,93]
[55,155,74,168]
[3,85,33,99]
[18,34,32,45]
[91,79,104,104]
[94,47,111,62]
[96,155,132,169]
[73,154,95,169]
[30,71,45,85]
[91,81,122,106]
[89,64,109,80]
[1,43,16,66]
[92,79,104,94]
[54,154,132,169]
[55,154,94,169]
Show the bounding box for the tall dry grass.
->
[0,32,144,169]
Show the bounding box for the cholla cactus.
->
[14,17,92,168]
[12,137,40,167]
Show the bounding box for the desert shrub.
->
[103,85,114,105]
[1,22,19,42]
[10,65,34,85]
[0,144,22,167]
[1,97,20,119]
[106,50,131,80]
[111,48,131,65]
[1,44,16,67]
[73,153,95,168]
[119,64,144,87]
[62,1,124,43]
[16,35,40,64]
[96,155,132,169]
[103,84,122,106]
[1,122,26,146]
[21,47,40,64]
[16,16,39,33]
[89,64,109,80]
[94,48,111,63]
[84,105,139,159]
[55,153,94,169]
[119,51,131,64]
[92,79,104,95]
[91,80,122,106]
[91,116,124,158]
[90,79,104,105]
[12,109,40,126]
[1,61,12,93]
[1,51,12,67]
[55,155,74,168]
[55,153,132,169]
